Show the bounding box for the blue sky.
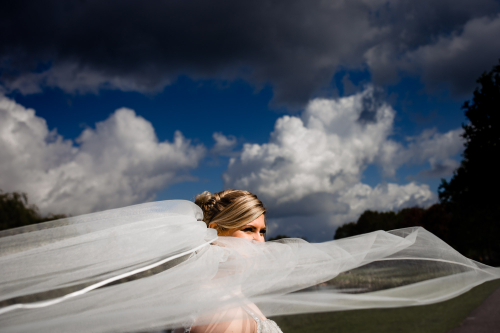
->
[1,0,499,240]
[4,73,463,196]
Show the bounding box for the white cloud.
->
[223,88,463,239]
[211,132,237,156]
[378,127,464,177]
[0,96,205,215]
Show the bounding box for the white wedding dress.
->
[0,200,499,333]
[243,306,283,333]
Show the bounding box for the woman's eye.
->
[243,228,253,232]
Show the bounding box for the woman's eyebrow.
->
[243,225,256,229]
[242,225,266,232]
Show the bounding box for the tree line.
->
[335,61,500,266]
[0,191,66,231]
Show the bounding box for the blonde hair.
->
[194,189,266,234]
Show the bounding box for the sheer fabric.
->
[242,305,283,333]
[189,303,282,333]
[0,200,499,333]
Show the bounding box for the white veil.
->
[0,200,499,332]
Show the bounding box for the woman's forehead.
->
[246,215,266,227]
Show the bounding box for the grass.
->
[272,279,500,333]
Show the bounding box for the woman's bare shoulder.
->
[190,306,256,333]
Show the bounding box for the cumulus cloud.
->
[378,127,464,177]
[211,132,237,156]
[1,0,499,106]
[223,88,463,240]
[0,96,205,215]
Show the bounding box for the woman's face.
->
[212,215,266,242]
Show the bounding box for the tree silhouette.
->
[439,60,500,264]
[0,190,66,231]
[267,234,291,241]
[334,204,450,241]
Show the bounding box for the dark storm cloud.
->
[1,0,499,106]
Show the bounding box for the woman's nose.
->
[254,232,265,242]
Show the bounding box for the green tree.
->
[267,234,291,241]
[439,60,500,264]
[334,205,450,241]
[0,190,66,231]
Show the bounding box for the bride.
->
[190,189,282,333]
[0,189,499,333]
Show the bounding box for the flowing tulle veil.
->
[0,200,499,332]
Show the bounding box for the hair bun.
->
[195,191,219,222]
[195,191,213,206]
